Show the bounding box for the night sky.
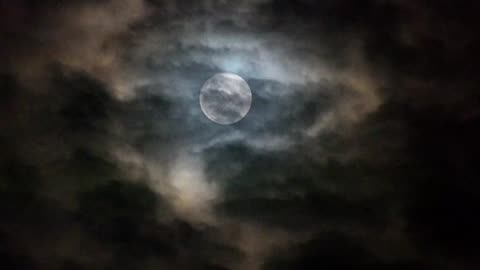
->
[1,1,480,269]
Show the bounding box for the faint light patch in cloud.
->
[184,32,335,85]
[192,130,246,153]
[147,150,220,225]
[245,134,292,152]
[306,45,383,137]
[111,142,148,181]
[215,221,311,270]
[192,129,292,153]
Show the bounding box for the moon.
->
[200,73,252,125]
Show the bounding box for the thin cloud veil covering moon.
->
[1,1,480,270]
[200,73,252,125]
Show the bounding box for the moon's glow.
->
[200,73,252,125]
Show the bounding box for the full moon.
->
[200,73,252,125]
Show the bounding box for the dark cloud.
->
[0,67,242,269]
[263,231,426,270]
[404,108,480,261]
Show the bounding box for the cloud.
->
[1,0,149,99]
[2,0,480,270]
[148,150,220,224]
[127,1,385,162]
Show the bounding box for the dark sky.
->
[1,1,480,269]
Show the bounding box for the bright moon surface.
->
[200,73,252,125]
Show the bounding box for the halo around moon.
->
[200,73,252,125]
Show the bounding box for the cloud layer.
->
[1,0,480,270]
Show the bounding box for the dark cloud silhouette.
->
[263,231,427,270]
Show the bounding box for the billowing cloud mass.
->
[1,0,480,269]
